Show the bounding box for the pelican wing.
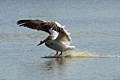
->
[17,19,63,34]
[55,28,71,45]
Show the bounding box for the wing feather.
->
[55,28,72,45]
[17,19,64,34]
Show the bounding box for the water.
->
[0,0,120,80]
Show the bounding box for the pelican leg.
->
[54,51,58,56]
[59,51,62,56]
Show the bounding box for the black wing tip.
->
[17,20,30,25]
[17,19,44,25]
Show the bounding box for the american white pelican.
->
[17,19,75,57]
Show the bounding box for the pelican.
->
[17,19,75,57]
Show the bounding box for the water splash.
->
[63,51,120,58]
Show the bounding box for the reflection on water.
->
[19,56,120,80]
[44,58,67,69]
[41,58,70,72]
[18,58,73,80]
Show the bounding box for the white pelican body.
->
[45,38,75,52]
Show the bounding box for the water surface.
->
[0,0,120,80]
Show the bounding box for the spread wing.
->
[55,28,72,45]
[17,19,64,34]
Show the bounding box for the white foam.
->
[63,50,120,58]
